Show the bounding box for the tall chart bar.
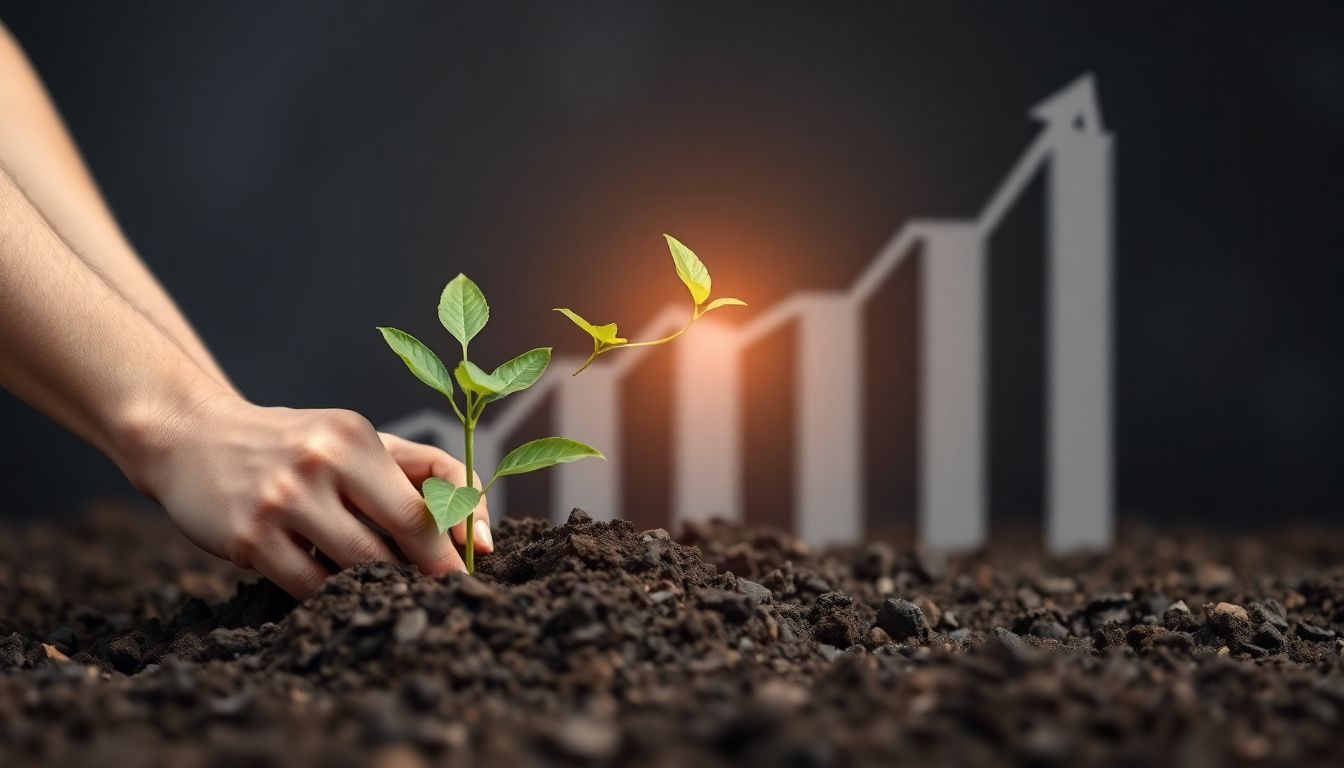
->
[1046,128,1113,552]
[672,321,743,527]
[794,295,864,546]
[919,223,987,551]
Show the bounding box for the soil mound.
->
[3,508,1344,766]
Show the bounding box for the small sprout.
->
[378,273,603,573]
[554,234,746,374]
[378,237,744,573]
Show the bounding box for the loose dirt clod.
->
[2,509,1344,766]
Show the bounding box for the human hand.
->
[378,431,492,555]
[121,393,468,598]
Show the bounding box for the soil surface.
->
[3,505,1344,767]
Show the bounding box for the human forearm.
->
[0,171,477,594]
[0,168,227,483]
[0,22,235,392]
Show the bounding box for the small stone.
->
[455,576,500,603]
[754,679,808,710]
[553,716,619,761]
[990,627,1031,657]
[875,598,929,643]
[915,597,941,629]
[1240,642,1269,658]
[1248,600,1288,631]
[817,643,844,662]
[640,528,671,541]
[569,624,607,644]
[1251,622,1285,650]
[1296,622,1336,642]
[736,578,772,604]
[1217,645,1230,656]
[875,577,895,595]
[44,627,77,656]
[351,610,383,628]
[208,692,252,719]
[864,626,893,649]
[1166,599,1191,614]
[1034,576,1077,596]
[393,608,428,644]
[1207,601,1249,627]
[1028,621,1070,642]
[40,643,68,662]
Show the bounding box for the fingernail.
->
[474,520,494,552]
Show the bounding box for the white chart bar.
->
[672,321,743,527]
[554,365,623,522]
[794,295,864,546]
[1046,130,1113,552]
[919,224,987,552]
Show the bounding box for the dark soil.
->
[3,506,1344,767]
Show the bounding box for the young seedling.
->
[377,275,604,573]
[554,234,746,375]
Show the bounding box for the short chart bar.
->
[673,320,743,528]
[794,295,863,546]
[554,366,623,522]
[919,224,987,552]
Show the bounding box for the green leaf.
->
[665,234,712,305]
[700,297,747,315]
[485,347,551,401]
[376,327,454,398]
[454,360,505,395]
[492,437,605,480]
[422,477,481,533]
[438,274,489,348]
[553,308,627,346]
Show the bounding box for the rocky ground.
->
[2,505,1344,767]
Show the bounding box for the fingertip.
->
[474,518,494,554]
[410,534,466,577]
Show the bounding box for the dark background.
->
[0,1,1340,532]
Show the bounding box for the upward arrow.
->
[1030,73,1104,134]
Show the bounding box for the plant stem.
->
[463,392,475,575]
[571,309,699,375]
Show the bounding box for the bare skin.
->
[0,23,489,598]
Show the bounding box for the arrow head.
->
[1030,73,1104,134]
